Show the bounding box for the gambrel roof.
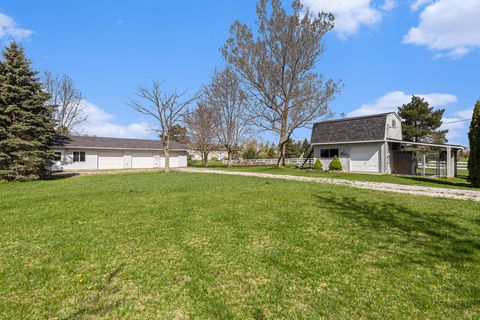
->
[310,112,394,144]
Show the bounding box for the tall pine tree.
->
[0,42,55,181]
[398,96,448,143]
[468,100,480,187]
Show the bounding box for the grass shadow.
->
[315,193,480,267]
[398,175,475,189]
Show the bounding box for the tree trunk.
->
[202,151,209,167]
[276,135,288,167]
[227,150,232,167]
[164,138,170,172]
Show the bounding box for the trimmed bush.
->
[328,156,343,171]
[314,159,323,171]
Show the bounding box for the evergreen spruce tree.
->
[398,96,448,143]
[468,100,480,187]
[0,42,55,181]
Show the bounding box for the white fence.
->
[223,158,469,170]
[424,161,467,169]
[223,158,308,165]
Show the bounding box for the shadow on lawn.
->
[65,263,125,319]
[315,193,480,267]
[398,175,474,189]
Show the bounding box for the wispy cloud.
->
[301,0,395,38]
[78,100,153,139]
[0,12,34,40]
[403,0,480,59]
[348,91,457,117]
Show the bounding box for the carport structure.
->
[387,140,465,178]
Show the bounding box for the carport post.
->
[422,154,426,177]
[446,147,454,178]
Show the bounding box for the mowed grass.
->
[194,161,474,190]
[1,172,480,319]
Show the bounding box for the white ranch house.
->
[309,112,464,178]
[51,136,188,171]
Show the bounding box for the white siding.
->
[350,144,380,172]
[313,144,349,171]
[132,151,154,168]
[52,148,188,171]
[386,113,403,140]
[313,143,384,173]
[98,151,124,169]
[56,149,98,171]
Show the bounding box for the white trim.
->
[386,139,465,150]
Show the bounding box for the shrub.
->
[468,100,480,187]
[314,159,323,171]
[328,156,343,171]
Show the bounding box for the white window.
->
[392,120,397,128]
[73,151,86,162]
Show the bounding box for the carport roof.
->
[51,135,189,150]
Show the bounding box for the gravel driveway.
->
[176,168,480,202]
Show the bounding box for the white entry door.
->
[98,151,124,169]
[350,146,379,172]
[132,152,154,168]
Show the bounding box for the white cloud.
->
[301,0,395,38]
[403,0,480,59]
[441,108,473,143]
[348,91,458,117]
[410,0,433,11]
[0,12,33,40]
[79,100,152,139]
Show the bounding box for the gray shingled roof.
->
[52,136,188,150]
[311,113,390,144]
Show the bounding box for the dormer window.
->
[392,120,397,128]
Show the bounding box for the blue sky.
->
[1,0,479,146]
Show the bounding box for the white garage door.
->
[132,152,154,168]
[350,146,379,172]
[98,151,124,169]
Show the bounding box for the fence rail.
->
[224,158,469,170]
[223,158,307,165]
[424,161,467,169]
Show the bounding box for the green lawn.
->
[1,172,479,319]
[194,162,474,190]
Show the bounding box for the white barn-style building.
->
[309,112,464,177]
[50,136,188,171]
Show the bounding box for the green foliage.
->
[398,96,448,143]
[314,159,323,171]
[242,141,258,159]
[328,155,343,171]
[0,42,55,181]
[284,138,302,158]
[468,100,480,187]
[169,124,188,144]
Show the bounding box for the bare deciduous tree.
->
[128,81,199,172]
[206,67,250,167]
[184,101,216,167]
[44,71,86,135]
[222,0,340,166]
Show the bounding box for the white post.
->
[422,154,426,177]
[446,147,454,178]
